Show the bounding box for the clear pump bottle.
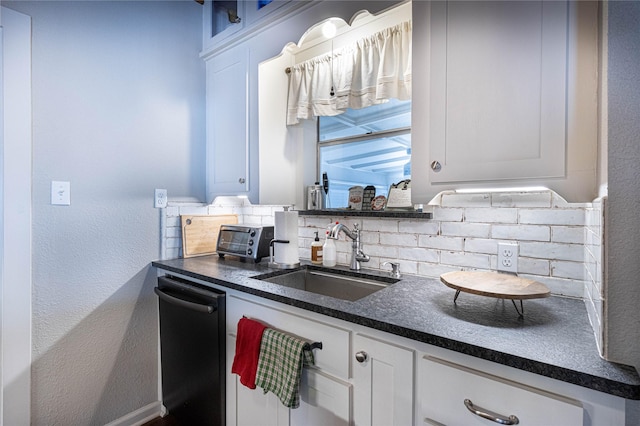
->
[322,230,337,267]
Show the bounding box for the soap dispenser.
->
[311,231,323,265]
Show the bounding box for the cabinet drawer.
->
[227,295,351,379]
[420,355,583,426]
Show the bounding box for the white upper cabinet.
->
[206,48,249,200]
[430,1,567,183]
[412,1,600,203]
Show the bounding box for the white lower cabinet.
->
[226,295,353,426]
[222,291,626,426]
[353,334,415,426]
[420,355,583,426]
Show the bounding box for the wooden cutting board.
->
[181,214,238,258]
[440,271,550,300]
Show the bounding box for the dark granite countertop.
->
[152,255,640,400]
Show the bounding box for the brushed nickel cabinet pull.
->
[431,161,442,172]
[238,178,246,184]
[464,399,519,425]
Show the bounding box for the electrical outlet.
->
[155,189,168,208]
[497,243,518,274]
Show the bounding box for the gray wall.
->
[3,1,205,423]
[606,1,640,371]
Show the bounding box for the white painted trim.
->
[1,7,32,426]
[104,401,163,426]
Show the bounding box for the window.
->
[318,98,411,208]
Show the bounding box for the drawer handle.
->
[464,399,519,425]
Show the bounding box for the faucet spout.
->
[328,223,369,270]
[328,223,354,240]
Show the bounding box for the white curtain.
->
[286,20,412,126]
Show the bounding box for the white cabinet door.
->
[290,369,352,426]
[421,355,584,426]
[235,379,290,426]
[206,48,249,201]
[425,1,568,184]
[353,334,414,426]
[227,334,290,426]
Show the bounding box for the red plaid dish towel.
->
[254,328,315,408]
[231,317,268,389]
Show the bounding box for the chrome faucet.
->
[329,223,370,270]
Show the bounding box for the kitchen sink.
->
[252,266,400,301]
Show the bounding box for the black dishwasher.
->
[155,275,226,425]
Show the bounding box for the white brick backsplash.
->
[519,208,585,226]
[398,220,439,234]
[167,237,181,249]
[441,192,491,207]
[518,257,550,276]
[418,262,461,278]
[360,232,380,244]
[418,235,464,251]
[551,261,585,280]
[441,251,491,269]
[299,227,319,238]
[251,205,278,216]
[491,224,550,242]
[166,226,181,239]
[491,191,552,208]
[162,194,600,338]
[520,242,584,262]
[465,208,518,224]
[362,244,398,258]
[551,226,584,244]
[380,233,418,247]
[432,207,464,222]
[520,274,584,298]
[334,239,352,254]
[166,216,181,228]
[362,218,398,233]
[178,205,209,216]
[243,215,263,225]
[165,247,180,260]
[207,205,242,216]
[336,252,349,265]
[398,247,439,263]
[441,222,491,238]
[464,238,498,255]
[165,206,180,217]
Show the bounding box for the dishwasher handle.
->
[154,287,218,314]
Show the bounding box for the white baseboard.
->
[105,401,162,426]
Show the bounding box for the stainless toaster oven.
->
[216,224,274,262]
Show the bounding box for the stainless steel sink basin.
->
[252,267,399,301]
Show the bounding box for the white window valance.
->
[286,20,412,126]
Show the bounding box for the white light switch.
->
[51,181,70,205]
